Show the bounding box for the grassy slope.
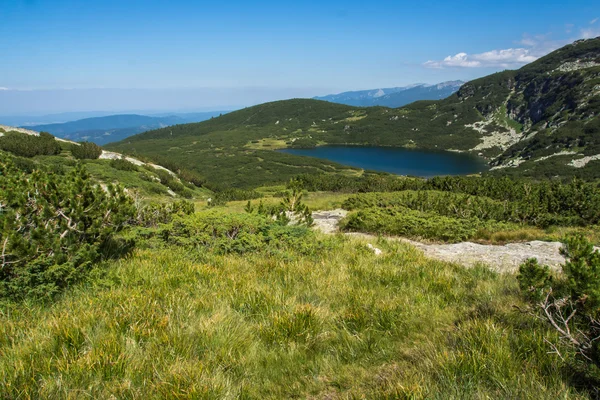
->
[5,151,209,202]
[106,38,600,188]
[0,234,586,399]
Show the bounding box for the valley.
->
[1,29,600,399]
[105,38,600,188]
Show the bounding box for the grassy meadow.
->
[0,233,588,399]
[2,133,600,398]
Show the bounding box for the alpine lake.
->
[279,146,489,177]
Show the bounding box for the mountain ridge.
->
[24,112,227,145]
[106,37,600,186]
[314,80,465,107]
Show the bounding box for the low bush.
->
[158,210,323,256]
[71,141,102,160]
[0,161,135,300]
[178,168,206,188]
[342,190,586,228]
[151,167,194,198]
[136,200,195,227]
[298,174,600,227]
[0,131,61,158]
[109,157,138,171]
[340,206,516,242]
[517,235,600,389]
[208,188,263,206]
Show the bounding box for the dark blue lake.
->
[279,146,488,177]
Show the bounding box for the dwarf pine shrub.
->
[0,160,135,299]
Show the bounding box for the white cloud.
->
[424,48,538,69]
[423,23,600,70]
[0,87,8,91]
[580,27,600,39]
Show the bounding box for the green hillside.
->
[0,127,210,201]
[106,37,600,187]
[3,118,600,398]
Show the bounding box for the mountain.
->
[25,112,227,145]
[106,37,600,187]
[0,111,122,127]
[314,81,464,107]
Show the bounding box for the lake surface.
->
[279,146,488,177]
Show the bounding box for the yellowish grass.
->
[0,234,586,398]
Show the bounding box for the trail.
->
[312,209,595,273]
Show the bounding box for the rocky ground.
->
[312,209,592,273]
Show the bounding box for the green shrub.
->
[299,174,600,227]
[516,259,553,301]
[341,206,515,242]
[158,210,322,256]
[517,235,600,383]
[0,161,136,300]
[178,168,206,188]
[213,188,263,202]
[163,211,269,254]
[136,200,195,227]
[71,141,102,160]
[0,131,61,158]
[109,158,138,171]
[149,167,194,198]
[10,156,37,173]
[288,137,318,148]
[561,235,600,314]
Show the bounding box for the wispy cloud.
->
[0,87,8,91]
[424,48,538,69]
[580,17,600,39]
[580,27,600,39]
[424,22,599,70]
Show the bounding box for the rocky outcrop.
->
[312,209,599,273]
[312,209,348,234]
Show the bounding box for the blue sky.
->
[0,0,599,114]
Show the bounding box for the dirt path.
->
[312,209,586,273]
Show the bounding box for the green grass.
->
[82,159,211,201]
[493,104,524,132]
[6,148,212,202]
[0,232,588,398]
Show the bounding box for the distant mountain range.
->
[24,112,228,145]
[314,81,465,107]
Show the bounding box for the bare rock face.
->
[404,240,566,273]
[311,209,348,234]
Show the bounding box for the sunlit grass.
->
[0,234,586,398]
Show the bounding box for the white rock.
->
[367,243,383,256]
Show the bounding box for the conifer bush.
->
[0,160,135,299]
[109,157,138,171]
[518,235,600,382]
[0,131,61,158]
[71,141,102,160]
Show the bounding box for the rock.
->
[314,210,600,273]
[402,239,566,273]
[367,243,383,256]
[311,209,348,234]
